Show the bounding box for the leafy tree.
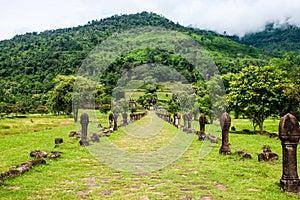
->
[99,105,111,114]
[228,65,293,131]
[270,52,300,117]
[47,75,76,115]
[47,75,104,119]
[206,75,226,120]
[137,93,158,110]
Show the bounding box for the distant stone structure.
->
[199,114,209,135]
[279,113,300,193]
[122,112,128,126]
[113,113,118,131]
[109,113,114,132]
[219,112,231,155]
[80,112,89,146]
[187,113,192,133]
[183,114,188,131]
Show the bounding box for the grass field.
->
[0,112,299,200]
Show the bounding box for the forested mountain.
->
[239,22,300,56]
[0,12,275,114]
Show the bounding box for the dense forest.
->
[239,22,300,56]
[0,11,299,129]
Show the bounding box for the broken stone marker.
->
[80,113,89,146]
[279,113,300,193]
[258,145,278,162]
[30,150,47,158]
[219,112,231,155]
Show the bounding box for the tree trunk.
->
[259,121,263,132]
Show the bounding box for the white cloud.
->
[0,0,299,40]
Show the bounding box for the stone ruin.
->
[79,112,89,146]
[278,113,300,193]
[198,114,209,140]
[219,112,231,155]
[258,145,279,162]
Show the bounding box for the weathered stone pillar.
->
[199,114,207,135]
[219,112,231,155]
[130,113,134,122]
[113,113,118,131]
[183,114,188,131]
[109,113,114,132]
[187,113,192,133]
[279,113,300,193]
[80,112,89,146]
[122,112,128,126]
[177,113,181,128]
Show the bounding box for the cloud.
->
[0,0,299,40]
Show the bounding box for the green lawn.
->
[0,113,299,200]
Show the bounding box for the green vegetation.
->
[240,22,300,56]
[227,65,293,131]
[0,113,299,200]
[1,12,300,199]
[0,12,270,117]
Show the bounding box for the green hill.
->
[0,12,268,113]
[239,22,300,56]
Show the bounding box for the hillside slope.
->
[0,12,268,110]
[239,23,300,56]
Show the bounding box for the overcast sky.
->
[0,0,300,40]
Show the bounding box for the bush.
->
[100,104,111,114]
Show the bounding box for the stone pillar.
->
[122,112,128,126]
[279,113,300,193]
[183,114,187,131]
[187,113,192,133]
[80,113,89,146]
[109,113,114,132]
[177,113,181,128]
[219,112,231,155]
[130,113,134,122]
[113,113,118,131]
[199,114,207,135]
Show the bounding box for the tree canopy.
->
[227,65,294,131]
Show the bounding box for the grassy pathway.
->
[0,114,299,199]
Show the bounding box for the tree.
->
[228,65,293,131]
[47,75,76,115]
[270,52,300,117]
[137,93,158,110]
[47,75,104,119]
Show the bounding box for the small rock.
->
[48,152,61,159]
[69,131,76,137]
[54,138,63,144]
[200,196,213,200]
[30,150,47,158]
[243,153,252,159]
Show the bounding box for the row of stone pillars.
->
[218,112,300,193]
[108,112,146,132]
[80,111,300,193]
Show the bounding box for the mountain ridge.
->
[0,11,291,113]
